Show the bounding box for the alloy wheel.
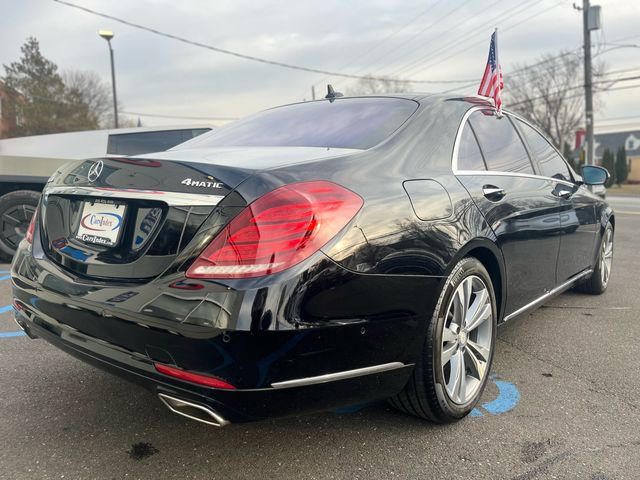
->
[441,275,493,405]
[600,227,613,287]
[1,204,36,252]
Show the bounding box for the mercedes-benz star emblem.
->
[87,160,104,183]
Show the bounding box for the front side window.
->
[469,110,534,174]
[516,119,572,182]
[184,98,419,150]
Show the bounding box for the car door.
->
[454,109,562,316]
[513,117,598,283]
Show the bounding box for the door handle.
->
[482,185,506,200]
[556,189,573,199]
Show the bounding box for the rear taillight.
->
[25,206,38,244]
[186,181,363,279]
[154,363,236,389]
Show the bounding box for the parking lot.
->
[1,197,639,480]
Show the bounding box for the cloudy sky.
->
[2,0,639,131]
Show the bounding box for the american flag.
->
[478,29,503,114]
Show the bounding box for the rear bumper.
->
[14,310,413,423]
[11,241,444,423]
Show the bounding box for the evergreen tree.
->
[615,146,628,186]
[3,37,100,136]
[601,148,615,187]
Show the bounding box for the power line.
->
[401,2,561,79]
[302,0,448,98]
[404,4,636,87]
[594,65,640,77]
[599,83,640,93]
[309,0,448,90]
[353,0,476,79]
[597,114,640,122]
[391,0,536,79]
[51,0,469,85]
[437,38,632,96]
[507,75,640,107]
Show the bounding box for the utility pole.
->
[582,0,594,165]
[311,85,316,100]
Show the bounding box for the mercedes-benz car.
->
[11,94,614,427]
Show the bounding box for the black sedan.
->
[11,94,614,426]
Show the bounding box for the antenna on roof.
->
[325,84,344,102]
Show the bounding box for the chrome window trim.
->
[44,185,224,207]
[454,169,577,188]
[270,362,408,389]
[451,106,577,188]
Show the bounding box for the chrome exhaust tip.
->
[157,393,230,427]
[14,316,38,339]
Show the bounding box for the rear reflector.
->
[154,363,236,390]
[25,206,38,244]
[186,181,363,279]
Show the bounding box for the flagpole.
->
[494,27,502,117]
[494,28,499,70]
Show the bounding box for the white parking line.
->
[616,210,640,215]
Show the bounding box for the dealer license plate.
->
[76,201,126,247]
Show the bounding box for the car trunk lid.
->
[40,156,250,281]
[39,147,361,281]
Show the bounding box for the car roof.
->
[274,93,496,110]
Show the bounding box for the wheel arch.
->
[447,238,506,323]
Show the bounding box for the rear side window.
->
[188,98,418,150]
[516,119,572,182]
[107,128,210,155]
[469,110,534,174]
[457,124,486,171]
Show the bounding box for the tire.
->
[389,257,497,423]
[575,222,613,295]
[0,190,41,263]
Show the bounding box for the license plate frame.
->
[76,200,126,247]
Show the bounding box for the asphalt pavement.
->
[0,196,639,479]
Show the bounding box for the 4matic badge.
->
[181,178,224,189]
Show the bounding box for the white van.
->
[0,125,212,260]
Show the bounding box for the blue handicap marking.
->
[0,270,10,281]
[332,374,520,417]
[0,331,26,338]
[0,305,13,314]
[471,373,520,417]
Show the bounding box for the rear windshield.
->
[187,97,418,150]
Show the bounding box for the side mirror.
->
[581,165,609,186]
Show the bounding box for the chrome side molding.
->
[271,362,408,389]
[503,269,593,322]
[157,393,230,427]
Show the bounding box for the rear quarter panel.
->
[254,98,496,278]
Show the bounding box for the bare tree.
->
[62,70,112,128]
[346,76,412,96]
[505,51,604,149]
